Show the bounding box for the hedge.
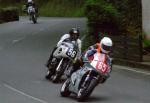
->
[0,6,19,23]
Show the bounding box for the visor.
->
[73,30,78,33]
[102,44,112,51]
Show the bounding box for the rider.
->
[26,0,38,15]
[84,37,113,82]
[68,37,113,80]
[85,36,112,62]
[45,28,82,79]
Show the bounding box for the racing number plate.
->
[96,62,108,74]
[66,48,77,58]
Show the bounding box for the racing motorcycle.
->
[28,6,37,24]
[46,41,79,83]
[60,54,112,101]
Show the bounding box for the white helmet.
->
[100,37,113,54]
[28,0,33,3]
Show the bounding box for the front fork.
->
[81,71,93,88]
[82,71,99,88]
[47,58,58,74]
[56,58,64,72]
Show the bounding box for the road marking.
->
[114,65,150,76]
[4,84,48,103]
[12,37,25,44]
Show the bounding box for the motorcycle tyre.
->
[60,79,71,97]
[45,72,52,80]
[77,79,97,102]
[45,64,55,80]
[51,73,61,83]
[32,14,37,24]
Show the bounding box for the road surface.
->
[0,17,150,103]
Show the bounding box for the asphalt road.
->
[0,17,150,103]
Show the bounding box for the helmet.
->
[100,37,113,54]
[69,28,80,40]
[28,0,33,3]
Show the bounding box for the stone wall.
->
[142,0,150,39]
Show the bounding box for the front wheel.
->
[51,58,65,83]
[77,79,98,102]
[45,70,53,80]
[45,62,56,80]
[60,79,71,97]
[51,73,61,83]
[77,88,86,102]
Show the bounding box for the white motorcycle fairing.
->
[53,42,78,59]
[28,6,35,14]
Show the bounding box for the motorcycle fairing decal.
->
[90,53,109,74]
[66,48,77,58]
[96,62,108,74]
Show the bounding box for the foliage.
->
[39,0,85,17]
[110,0,142,36]
[0,6,19,23]
[84,0,142,43]
[82,34,95,51]
[85,0,120,22]
[84,0,121,42]
[0,0,85,17]
[143,39,150,48]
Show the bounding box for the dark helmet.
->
[69,28,80,40]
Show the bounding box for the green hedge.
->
[84,0,142,39]
[84,0,121,42]
[0,6,19,23]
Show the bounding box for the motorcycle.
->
[60,54,112,101]
[28,6,37,24]
[46,41,79,83]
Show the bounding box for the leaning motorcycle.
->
[46,41,79,83]
[28,6,37,24]
[60,54,112,101]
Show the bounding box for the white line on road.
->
[114,65,150,76]
[4,84,48,103]
[12,37,25,44]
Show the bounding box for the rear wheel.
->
[60,79,71,97]
[32,14,37,23]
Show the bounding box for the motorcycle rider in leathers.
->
[26,0,38,16]
[68,37,113,83]
[84,37,113,82]
[45,28,82,79]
